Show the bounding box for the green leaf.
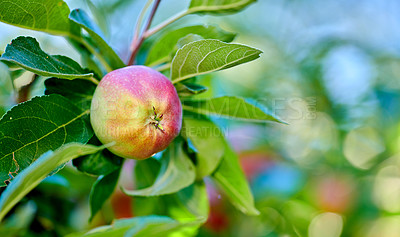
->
[176,34,204,49]
[69,9,125,70]
[165,182,209,220]
[135,158,161,189]
[182,116,225,179]
[44,77,96,110]
[0,0,79,36]
[161,182,209,236]
[73,150,122,176]
[182,96,285,123]
[89,168,121,221]
[146,25,236,67]
[123,139,195,197]
[67,38,104,77]
[0,63,13,108]
[211,141,259,215]
[10,69,25,80]
[171,39,262,84]
[67,215,204,237]
[189,0,256,14]
[0,143,105,222]
[0,37,93,80]
[176,83,208,97]
[73,136,123,176]
[0,94,93,187]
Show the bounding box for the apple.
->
[90,66,182,159]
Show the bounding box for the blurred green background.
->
[1,0,400,236]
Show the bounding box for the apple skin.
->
[90,65,182,160]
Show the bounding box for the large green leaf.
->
[0,37,93,80]
[189,0,256,14]
[89,168,121,221]
[44,77,96,111]
[123,139,195,197]
[69,9,125,70]
[182,96,285,123]
[146,25,236,66]
[0,0,79,36]
[171,39,262,83]
[0,94,93,187]
[182,116,225,179]
[0,143,105,222]
[211,141,259,215]
[67,215,204,237]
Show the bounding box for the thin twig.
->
[127,0,162,65]
[143,10,189,39]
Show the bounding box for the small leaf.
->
[10,69,25,80]
[182,116,225,179]
[44,78,96,110]
[0,143,105,222]
[171,39,262,84]
[189,0,256,14]
[211,141,259,215]
[123,139,195,197]
[176,83,208,97]
[0,37,93,80]
[73,137,123,176]
[0,94,93,187]
[182,96,285,123]
[0,0,79,36]
[69,9,125,70]
[146,25,236,66]
[89,168,121,221]
[67,215,204,237]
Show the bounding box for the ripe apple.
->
[90,66,182,159]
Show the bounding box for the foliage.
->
[0,0,283,236]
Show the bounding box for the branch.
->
[17,74,38,103]
[127,0,161,65]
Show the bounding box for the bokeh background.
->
[1,0,400,236]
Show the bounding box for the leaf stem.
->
[80,39,113,73]
[127,0,162,65]
[153,63,171,72]
[143,10,190,39]
[88,76,100,85]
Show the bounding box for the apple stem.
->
[127,0,161,65]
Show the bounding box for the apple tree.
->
[0,0,283,235]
